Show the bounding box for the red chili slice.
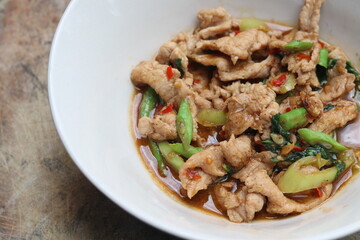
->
[285,107,292,113]
[194,79,201,84]
[316,187,323,198]
[161,104,173,114]
[218,130,225,136]
[166,66,174,80]
[184,168,202,180]
[234,30,241,35]
[318,41,325,48]
[269,48,281,54]
[297,53,311,60]
[292,145,305,152]
[272,74,287,87]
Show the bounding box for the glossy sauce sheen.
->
[132,21,360,221]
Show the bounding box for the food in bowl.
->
[131,0,360,223]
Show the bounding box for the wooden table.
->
[0,0,357,239]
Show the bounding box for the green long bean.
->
[176,99,193,150]
[139,87,166,176]
[169,143,203,159]
[140,87,158,118]
[298,128,348,153]
[284,40,313,52]
[279,107,308,131]
[158,142,185,171]
[318,48,329,68]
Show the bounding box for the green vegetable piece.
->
[149,140,167,176]
[140,87,158,118]
[318,48,329,68]
[174,58,185,78]
[316,58,339,86]
[283,145,329,163]
[284,40,314,52]
[279,107,308,131]
[196,109,227,127]
[261,139,281,153]
[277,156,338,193]
[271,113,290,142]
[298,128,348,153]
[239,18,268,31]
[328,58,339,69]
[169,143,203,159]
[222,164,236,174]
[158,142,185,171]
[323,104,336,112]
[176,99,193,150]
[345,60,360,97]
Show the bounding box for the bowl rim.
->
[48,1,360,239]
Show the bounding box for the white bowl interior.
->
[49,0,360,239]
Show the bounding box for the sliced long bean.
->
[298,128,348,153]
[284,40,313,52]
[149,140,167,176]
[140,87,158,118]
[158,142,185,171]
[176,99,193,150]
[196,109,227,127]
[318,48,329,68]
[139,87,166,176]
[239,18,268,31]
[279,107,308,131]
[169,143,203,159]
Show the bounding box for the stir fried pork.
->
[245,170,332,214]
[225,83,279,137]
[214,182,265,223]
[196,29,270,64]
[132,1,360,224]
[309,100,358,134]
[179,146,226,198]
[220,135,254,169]
[138,113,177,141]
[197,7,233,39]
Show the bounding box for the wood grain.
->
[0,0,357,239]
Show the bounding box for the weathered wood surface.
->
[0,0,358,239]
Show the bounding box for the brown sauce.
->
[131,21,360,222]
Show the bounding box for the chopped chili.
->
[292,145,305,152]
[272,74,287,87]
[255,140,266,152]
[269,48,281,55]
[218,130,225,136]
[297,53,311,60]
[285,107,292,112]
[315,187,323,198]
[184,168,202,180]
[161,104,174,114]
[194,79,201,84]
[166,66,174,80]
[318,41,325,48]
[234,30,241,35]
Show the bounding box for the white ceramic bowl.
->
[48,0,360,239]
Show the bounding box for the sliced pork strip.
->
[300,91,324,118]
[196,29,270,64]
[214,183,265,223]
[224,83,279,136]
[309,99,358,134]
[179,146,226,198]
[220,135,254,169]
[245,170,332,215]
[319,61,355,103]
[298,0,325,35]
[138,113,178,141]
